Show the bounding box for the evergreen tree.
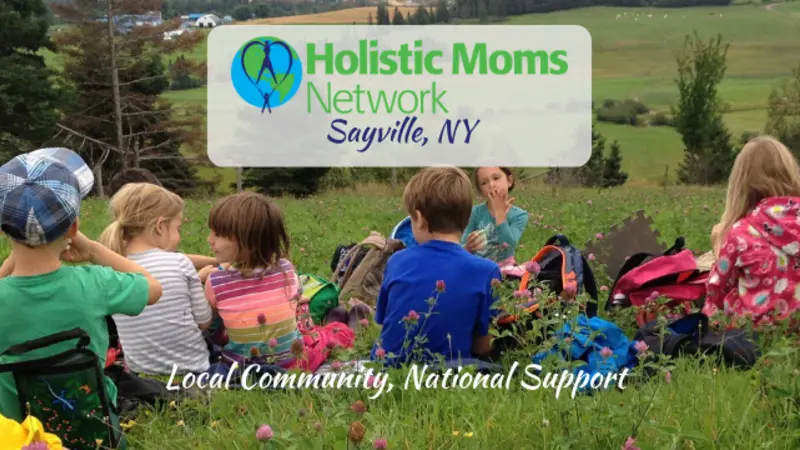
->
[578,125,606,187]
[241,168,330,198]
[0,0,63,158]
[413,5,429,24]
[672,32,734,185]
[52,0,205,196]
[601,141,628,188]
[368,12,374,25]
[435,0,450,23]
[392,7,406,25]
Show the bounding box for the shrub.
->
[650,112,673,127]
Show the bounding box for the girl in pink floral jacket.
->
[704,136,800,329]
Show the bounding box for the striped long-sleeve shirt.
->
[113,249,212,375]
[204,259,302,367]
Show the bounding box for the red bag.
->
[608,238,708,327]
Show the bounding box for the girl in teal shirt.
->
[461,167,530,277]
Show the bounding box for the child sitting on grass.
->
[203,192,356,372]
[461,167,530,278]
[98,182,214,376]
[371,167,503,367]
[706,136,800,330]
[0,148,162,427]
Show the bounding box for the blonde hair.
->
[98,182,185,255]
[719,136,800,236]
[403,167,473,233]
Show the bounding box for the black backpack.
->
[634,313,761,374]
[0,328,124,450]
[491,235,599,359]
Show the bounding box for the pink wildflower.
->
[331,360,343,371]
[513,289,532,299]
[404,310,420,322]
[256,424,274,441]
[524,261,541,275]
[268,338,278,348]
[600,285,609,292]
[600,346,613,359]
[665,371,672,384]
[622,436,640,450]
[647,291,660,301]
[587,253,596,262]
[257,313,267,325]
[595,232,604,240]
[436,280,446,293]
[374,439,388,449]
[634,340,649,354]
[359,318,370,328]
[587,200,593,205]
[326,340,337,350]
[375,347,386,359]
[21,444,48,450]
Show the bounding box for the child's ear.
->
[67,219,79,238]
[155,217,166,235]
[507,174,514,191]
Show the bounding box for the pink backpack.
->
[607,237,709,327]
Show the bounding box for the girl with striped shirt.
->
[203,192,355,372]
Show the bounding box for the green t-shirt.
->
[0,265,149,422]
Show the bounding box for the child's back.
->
[205,259,303,367]
[113,249,211,375]
[373,240,501,365]
[0,265,149,420]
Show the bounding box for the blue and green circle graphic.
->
[231,36,303,113]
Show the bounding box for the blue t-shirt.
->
[461,203,529,262]
[371,240,502,366]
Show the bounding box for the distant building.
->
[195,14,221,28]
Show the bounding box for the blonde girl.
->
[705,136,800,329]
[98,183,214,375]
[203,192,355,372]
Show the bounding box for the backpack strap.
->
[1,328,90,356]
[545,234,571,248]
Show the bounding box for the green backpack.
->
[299,273,340,324]
[0,328,124,450]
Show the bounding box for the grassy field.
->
[4,186,798,449]
[153,3,800,186]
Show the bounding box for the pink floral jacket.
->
[703,196,800,328]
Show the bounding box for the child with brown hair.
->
[705,136,800,328]
[461,167,530,277]
[372,167,503,367]
[203,192,355,372]
[98,183,213,376]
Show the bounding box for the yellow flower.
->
[169,400,176,409]
[0,413,66,449]
[96,438,104,447]
[177,420,185,427]
[121,420,136,431]
[465,432,474,438]
[210,421,218,430]
[452,431,460,436]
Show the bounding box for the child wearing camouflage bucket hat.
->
[0,148,163,427]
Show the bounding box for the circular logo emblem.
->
[231,36,303,113]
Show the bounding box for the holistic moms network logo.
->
[231,36,303,114]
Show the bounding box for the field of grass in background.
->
[2,186,797,449]
[38,3,800,189]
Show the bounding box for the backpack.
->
[331,232,405,308]
[607,237,708,327]
[634,313,761,375]
[0,328,124,450]
[492,235,599,358]
[299,272,340,324]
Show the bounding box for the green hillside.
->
[43,3,800,186]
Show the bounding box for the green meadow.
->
[42,4,800,186]
[1,186,794,449]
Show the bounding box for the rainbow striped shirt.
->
[205,259,302,367]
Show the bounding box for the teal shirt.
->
[0,265,149,422]
[461,203,529,262]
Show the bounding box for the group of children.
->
[1,134,799,435]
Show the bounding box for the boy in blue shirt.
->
[371,167,502,367]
